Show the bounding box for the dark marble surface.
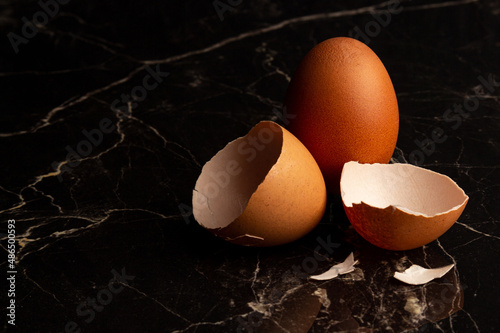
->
[1,0,499,332]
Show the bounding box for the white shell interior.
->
[393,264,454,285]
[193,121,283,229]
[340,161,468,217]
[309,252,358,281]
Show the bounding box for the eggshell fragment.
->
[394,264,454,285]
[193,121,327,247]
[309,252,358,280]
[340,162,469,251]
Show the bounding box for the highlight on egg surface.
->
[285,37,399,193]
[192,121,327,247]
[340,161,469,251]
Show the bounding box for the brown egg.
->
[340,162,469,251]
[193,121,327,247]
[285,37,399,193]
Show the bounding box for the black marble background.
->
[1,0,499,332]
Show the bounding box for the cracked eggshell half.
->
[340,161,469,251]
[193,121,327,247]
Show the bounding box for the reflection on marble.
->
[0,0,499,332]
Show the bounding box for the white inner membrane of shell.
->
[193,122,284,229]
[340,161,469,218]
[394,264,454,285]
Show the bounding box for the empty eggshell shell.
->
[340,161,469,251]
[193,121,327,247]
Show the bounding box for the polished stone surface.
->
[1,0,499,332]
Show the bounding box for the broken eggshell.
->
[309,252,358,281]
[394,264,454,285]
[340,161,469,251]
[193,121,327,247]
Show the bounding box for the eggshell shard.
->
[309,252,358,281]
[193,121,327,247]
[394,264,454,285]
[340,162,469,251]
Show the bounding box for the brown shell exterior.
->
[343,199,468,251]
[214,122,327,247]
[285,37,399,193]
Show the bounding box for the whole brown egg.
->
[285,37,399,193]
